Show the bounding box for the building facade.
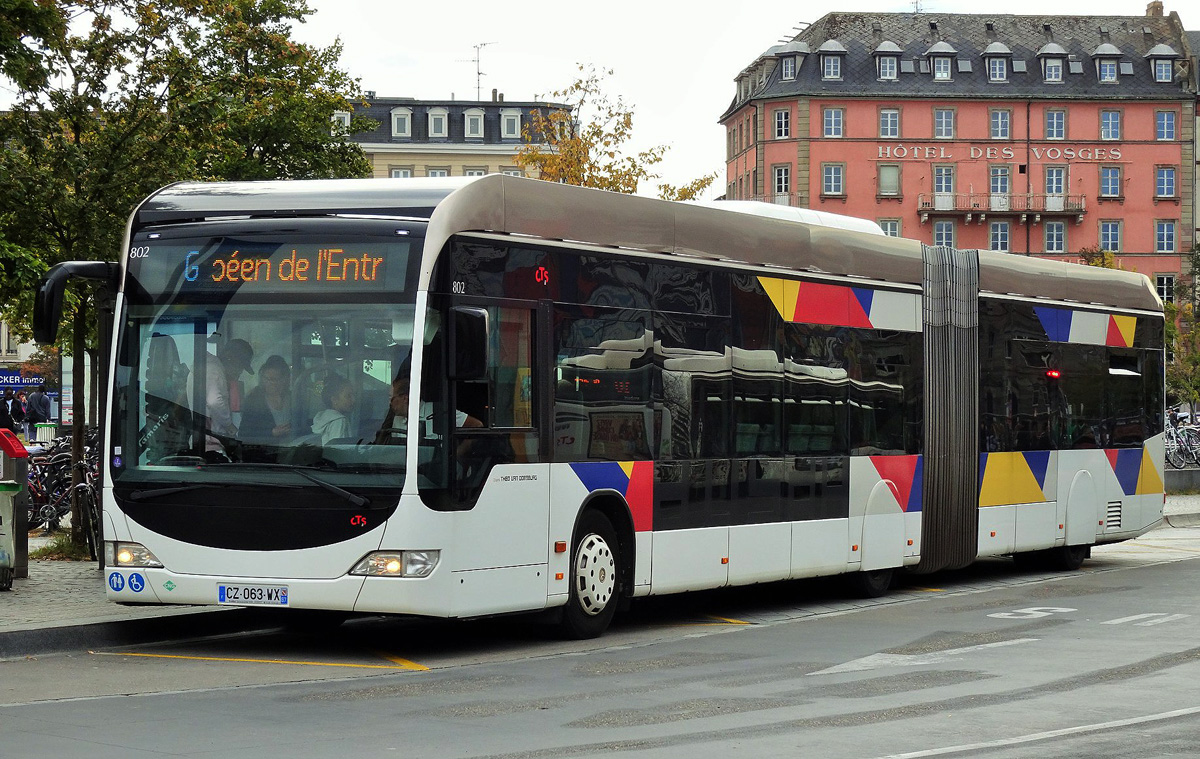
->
[343,92,569,179]
[723,7,1198,298]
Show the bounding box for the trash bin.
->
[0,428,29,590]
[35,423,56,443]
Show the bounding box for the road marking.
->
[705,615,751,625]
[1101,613,1190,626]
[95,651,418,670]
[810,638,1038,675]
[374,652,430,670]
[873,704,1200,758]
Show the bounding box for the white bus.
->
[34,175,1165,638]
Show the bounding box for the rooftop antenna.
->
[459,42,497,101]
[912,0,924,12]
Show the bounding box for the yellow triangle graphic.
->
[783,279,802,321]
[979,452,1047,507]
[758,277,788,320]
[618,461,635,479]
[1112,315,1136,347]
[1136,446,1163,495]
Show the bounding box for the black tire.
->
[847,567,894,598]
[1168,444,1187,469]
[559,511,621,640]
[1047,544,1089,571]
[1012,550,1048,570]
[0,567,12,591]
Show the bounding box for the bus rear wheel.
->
[559,511,620,640]
[847,567,894,598]
[1047,544,1089,571]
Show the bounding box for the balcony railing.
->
[917,193,1086,223]
[751,193,810,207]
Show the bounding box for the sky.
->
[290,0,1198,198]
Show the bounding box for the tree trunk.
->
[70,298,88,547]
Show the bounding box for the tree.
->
[1077,244,1123,270]
[0,0,64,90]
[516,65,714,200]
[20,345,59,388]
[1167,244,1200,415]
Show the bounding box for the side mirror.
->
[449,306,488,380]
[33,261,118,344]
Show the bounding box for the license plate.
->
[217,583,289,606]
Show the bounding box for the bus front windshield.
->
[111,221,421,492]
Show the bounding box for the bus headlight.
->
[350,550,440,578]
[105,541,164,568]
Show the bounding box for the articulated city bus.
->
[34,175,1165,638]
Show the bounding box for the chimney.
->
[498,92,504,102]
[491,88,498,102]
[1146,1,1163,16]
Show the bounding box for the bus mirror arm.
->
[33,261,119,344]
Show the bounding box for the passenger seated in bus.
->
[204,338,255,459]
[141,333,193,462]
[373,373,481,445]
[312,375,356,444]
[240,354,293,445]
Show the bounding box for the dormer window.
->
[390,107,412,138]
[1145,44,1180,83]
[878,56,898,80]
[925,41,957,81]
[988,57,1007,81]
[1098,59,1117,82]
[330,111,350,136]
[781,56,796,80]
[427,107,448,138]
[823,55,841,79]
[1092,43,1122,83]
[933,57,952,80]
[500,108,522,139]
[464,107,485,140]
[1044,58,1063,81]
[817,40,847,80]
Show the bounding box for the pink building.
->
[723,8,1197,302]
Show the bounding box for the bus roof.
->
[136,175,1161,314]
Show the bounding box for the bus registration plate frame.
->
[217,583,289,606]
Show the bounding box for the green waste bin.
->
[0,480,21,590]
[35,423,56,443]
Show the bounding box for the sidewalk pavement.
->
[4,496,1200,659]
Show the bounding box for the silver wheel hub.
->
[573,533,616,616]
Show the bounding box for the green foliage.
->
[0,0,64,89]
[517,64,714,200]
[1167,244,1200,411]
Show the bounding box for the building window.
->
[990,221,1011,252]
[501,109,522,139]
[823,55,842,79]
[933,56,952,80]
[879,108,899,138]
[774,109,790,139]
[823,108,844,138]
[934,108,955,139]
[878,56,898,80]
[501,168,524,177]
[1154,59,1173,82]
[878,164,900,196]
[1100,110,1121,140]
[1098,59,1118,82]
[933,220,955,247]
[1045,110,1065,139]
[934,165,955,195]
[391,107,412,138]
[389,167,412,178]
[1156,221,1177,253]
[1044,58,1063,82]
[879,219,901,237]
[427,107,448,138]
[464,169,487,177]
[1157,111,1176,141]
[987,57,1007,82]
[427,168,449,178]
[990,166,1011,198]
[781,56,796,80]
[773,165,790,200]
[822,164,845,195]
[330,111,350,135]
[464,108,485,139]
[1100,166,1122,198]
[1045,221,1066,253]
[1100,221,1122,252]
[1045,166,1066,197]
[990,110,1010,139]
[1157,167,1177,198]
[1157,274,1176,303]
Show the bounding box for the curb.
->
[0,607,278,660]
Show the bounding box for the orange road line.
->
[94,651,420,670]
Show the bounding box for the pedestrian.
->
[16,390,29,439]
[0,389,15,434]
[25,384,52,437]
[6,388,26,439]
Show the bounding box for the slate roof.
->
[725,12,1196,118]
[348,97,569,146]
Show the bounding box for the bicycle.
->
[1166,425,1187,468]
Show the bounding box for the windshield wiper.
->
[128,480,304,502]
[204,463,368,507]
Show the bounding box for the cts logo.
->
[534,266,550,286]
[350,514,368,527]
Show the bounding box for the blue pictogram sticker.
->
[128,573,145,593]
[108,572,125,592]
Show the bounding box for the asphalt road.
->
[3,526,1200,758]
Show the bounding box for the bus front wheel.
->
[559,511,620,640]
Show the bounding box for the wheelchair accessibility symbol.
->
[128,573,145,593]
[107,573,125,592]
